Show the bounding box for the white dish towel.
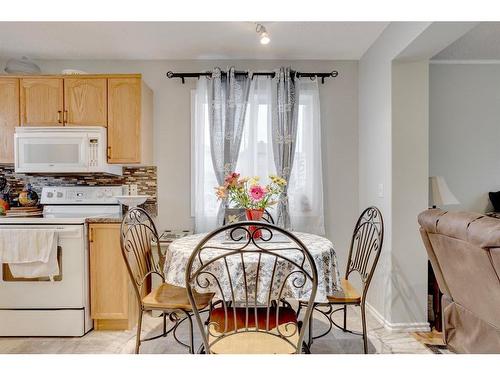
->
[0,229,59,279]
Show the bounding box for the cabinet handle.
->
[63,110,68,125]
[89,227,94,243]
[57,111,62,124]
[107,146,111,159]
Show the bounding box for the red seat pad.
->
[209,306,298,333]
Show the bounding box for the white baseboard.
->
[366,303,430,333]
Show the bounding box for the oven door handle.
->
[54,228,80,234]
[4,227,83,236]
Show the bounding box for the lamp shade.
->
[429,176,460,207]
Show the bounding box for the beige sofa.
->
[418,209,500,353]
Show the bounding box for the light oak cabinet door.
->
[20,78,64,126]
[64,78,107,126]
[0,78,19,164]
[107,78,141,163]
[89,224,129,320]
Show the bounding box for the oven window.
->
[2,246,62,282]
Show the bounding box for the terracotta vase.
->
[246,208,264,239]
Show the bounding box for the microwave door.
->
[15,133,89,173]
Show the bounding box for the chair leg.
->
[302,341,311,354]
[163,312,167,336]
[186,312,194,354]
[135,309,144,354]
[361,304,368,354]
[343,305,347,331]
[307,303,316,348]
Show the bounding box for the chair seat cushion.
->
[209,305,297,333]
[142,283,213,310]
[327,279,361,304]
[207,306,300,354]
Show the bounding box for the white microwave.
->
[14,127,122,175]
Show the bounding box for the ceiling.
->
[0,22,388,60]
[433,22,500,60]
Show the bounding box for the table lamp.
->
[429,176,460,208]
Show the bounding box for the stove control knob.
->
[57,192,63,198]
[105,191,113,198]
[97,191,104,198]
[47,192,54,198]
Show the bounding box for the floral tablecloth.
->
[163,232,342,303]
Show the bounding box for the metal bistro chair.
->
[299,206,384,354]
[185,221,318,354]
[120,207,214,354]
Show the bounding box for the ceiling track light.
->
[256,23,270,45]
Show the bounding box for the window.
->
[192,77,324,234]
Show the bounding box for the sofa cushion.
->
[427,233,500,328]
[444,299,500,353]
[419,208,500,353]
[417,209,500,248]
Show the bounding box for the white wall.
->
[358,22,473,330]
[0,58,359,267]
[430,63,500,213]
[358,22,430,327]
[391,61,429,327]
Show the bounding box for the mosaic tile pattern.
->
[0,166,157,216]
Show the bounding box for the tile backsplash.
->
[0,166,157,216]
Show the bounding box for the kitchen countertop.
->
[85,216,123,224]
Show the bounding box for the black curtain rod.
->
[166,70,339,84]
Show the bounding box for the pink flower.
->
[249,185,267,201]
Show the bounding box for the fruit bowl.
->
[115,195,149,208]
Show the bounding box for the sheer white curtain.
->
[235,77,277,220]
[193,77,219,233]
[192,76,324,234]
[235,77,275,181]
[289,78,324,234]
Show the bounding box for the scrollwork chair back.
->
[345,206,384,300]
[120,207,165,302]
[185,221,318,354]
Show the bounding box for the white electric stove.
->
[0,186,122,337]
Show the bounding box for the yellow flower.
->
[270,175,286,186]
[249,176,260,186]
[214,186,227,200]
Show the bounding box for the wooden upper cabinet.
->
[107,78,141,164]
[20,78,64,126]
[0,78,20,164]
[6,74,152,165]
[64,78,107,126]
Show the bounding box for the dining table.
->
[163,231,342,303]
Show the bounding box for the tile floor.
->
[0,306,435,354]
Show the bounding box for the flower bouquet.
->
[215,173,286,239]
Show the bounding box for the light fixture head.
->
[256,23,271,45]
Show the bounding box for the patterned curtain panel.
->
[207,67,252,225]
[271,67,300,230]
